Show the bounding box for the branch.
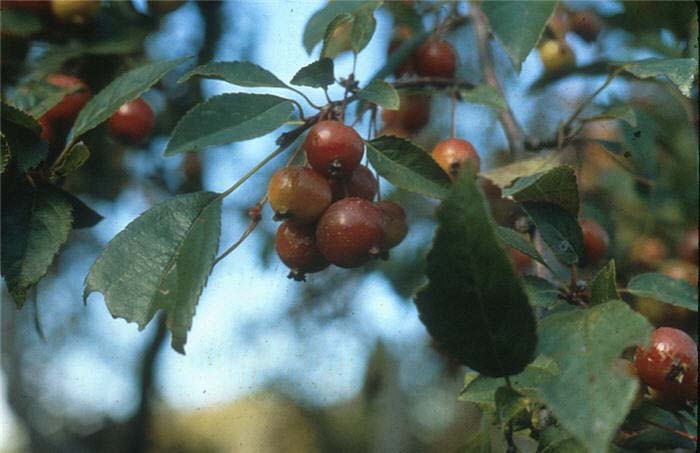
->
[470,2,527,159]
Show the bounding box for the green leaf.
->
[503,166,579,217]
[2,101,41,135]
[1,102,47,172]
[350,7,376,54]
[69,57,187,142]
[1,133,10,174]
[1,184,73,307]
[523,276,560,308]
[583,105,637,127]
[164,93,294,156]
[52,142,90,177]
[366,136,451,200]
[495,386,528,425]
[415,171,537,377]
[590,260,620,306]
[481,154,559,189]
[178,61,287,88]
[321,13,353,59]
[84,192,222,354]
[460,85,507,111]
[621,402,696,450]
[462,420,491,453]
[627,272,697,312]
[481,1,557,71]
[495,226,549,269]
[536,300,653,453]
[618,58,698,97]
[459,355,559,410]
[56,188,103,229]
[289,58,335,89]
[302,1,379,54]
[522,202,583,266]
[0,8,41,37]
[619,111,659,180]
[538,426,587,452]
[357,79,399,109]
[12,81,79,119]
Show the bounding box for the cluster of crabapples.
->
[269,120,408,281]
[35,73,155,146]
[538,7,604,74]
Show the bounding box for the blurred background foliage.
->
[1,1,697,452]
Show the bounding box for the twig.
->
[470,1,527,159]
[392,76,476,92]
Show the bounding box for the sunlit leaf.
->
[357,79,399,109]
[178,61,287,88]
[627,272,698,312]
[290,58,335,89]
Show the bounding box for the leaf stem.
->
[285,85,323,110]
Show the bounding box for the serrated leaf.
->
[302,1,380,54]
[481,1,556,72]
[481,154,559,189]
[621,402,696,450]
[523,202,583,266]
[2,101,41,135]
[1,184,73,307]
[69,57,187,142]
[503,166,579,217]
[1,102,47,172]
[415,171,537,377]
[321,13,354,58]
[164,93,294,156]
[290,58,335,89]
[366,136,451,199]
[53,142,90,177]
[357,79,399,109]
[12,82,79,119]
[460,85,507,111]
[523,276,560,308]
[590,260,620,306]
[178,61,287,88]
[617,58,698,97]
[55,188,103,229]
[583,105,637,127]
[0,8,42,37]
[350,7,376,54]
[536,300,653,453]
[84,192,222,353]
[496,226,549,269]
[627,272,697,312]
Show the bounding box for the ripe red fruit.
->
[316,197,384,268]
[431,138,480,179]
[678,227,698,264]
[579,219,609,264]
[304,120,364,178]
[275,221,329,281]
[376,200,408,250]
[380,94,431,132]
[37,116,53,142]
[108,98,155,144]
[268,166,331,224]
[415,40,457,78]
[509,248,532,273]
[328,164,378,202]
[635,327,698,404]
[42,74,91,123]
[570,9,602,42]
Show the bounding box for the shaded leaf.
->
[178,61,287,88]
[0,8,41,37]
[12,81,79,118]
[415,171,537,377]
[460,85,507,111]
[1,184,73,307]
[536,300,653,452]
[69,58,188,142]
[366,136,451,200]
[357,79,399,109]
[84,192,222,353]
[56,188,103,229]
[52,142,90,177]
[496,226,549,269]
[590,260,620,306]
[481,154,559,189]
[503,166,579,217]
[538,426,587,453]
[1,133,10,174]
[2,101,41,135]
[321,13,353,58]
[522,202,583,266]
[583,105,637,127]
[496,386,528,425]
[290,58,335,89]
[618,58,698,97]
[302,1,379,54]
[462,420,491,453]
[622,402,696,450]
[164,93,294,156]
[523,276,560,308]
[350,6,377,54]
[1,102,46,172]
[627,272,697,312]
[481,1,557,71]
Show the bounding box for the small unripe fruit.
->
[381,94,431,132]
[415,40,457,78]
[678,228,698,264]
[50,0,99,25]
[316,197,384,268]
[509,248,532,273]
[275,221,329,281]
[630,236,668,268]
[108,98,155,144]
[377,200,408,250]
[538,39,575,74]
[635,327,698,404]
[42,74,91,123]
[268,166,331,224]
[328,164,378,202]
[570,9,602,43]
[579,218,609,264]
[304,120,364,179]
[431,138,480,179]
